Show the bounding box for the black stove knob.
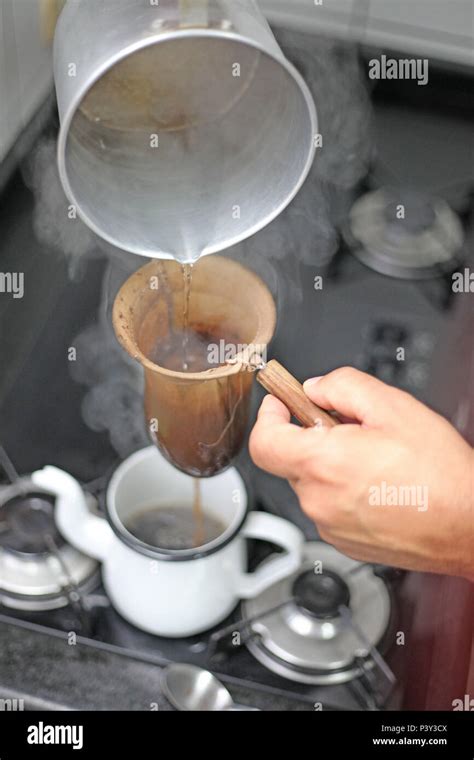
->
[292,569,351,620]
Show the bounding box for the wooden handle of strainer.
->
[257,360,340,429]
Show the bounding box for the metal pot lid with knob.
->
[242,542,392,685]
[346,188,464,279]
[0,477,100,611]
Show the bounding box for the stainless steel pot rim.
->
[57,28,317,259]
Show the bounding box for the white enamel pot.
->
[32,447,303,637]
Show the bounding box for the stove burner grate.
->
[233,543,395,689]
[0,476,100,611]
[0,492,65,556]
[346,187,464,280]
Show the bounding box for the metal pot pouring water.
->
[54,0,317,262]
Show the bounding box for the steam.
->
[73,327,149,459]
[22,138,99,281]
[22,140,149,458]
[228,29,373,304]
[24,28,373,459]
[70,259,151,459]
[278,29,373,188]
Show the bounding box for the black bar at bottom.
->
[0,711,473,757]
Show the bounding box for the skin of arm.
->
[249,367,474,580]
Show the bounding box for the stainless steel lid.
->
[243,542,391,685]
[0,478,99,611]
[347,188,463,279]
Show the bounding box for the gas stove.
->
[0,466,402,711]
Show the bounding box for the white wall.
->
[0,0,53,162]
[260,0,474,66]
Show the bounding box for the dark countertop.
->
[0,616,319,712]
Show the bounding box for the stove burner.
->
[0,476,100,611]
[0,492,64,556]
[346,188,464,279]
[242,542,392,685]
[293,569,350,620]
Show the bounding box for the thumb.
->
[303,367,400,426]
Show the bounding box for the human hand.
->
[250,367,474,579]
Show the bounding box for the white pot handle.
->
[235,512,304,598]
[32,466,113,562]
